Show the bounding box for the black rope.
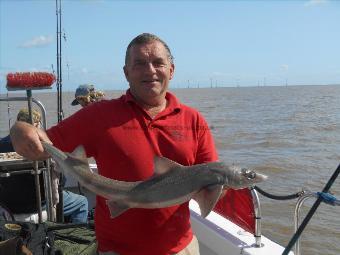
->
[282,163,340,255]
[253,186,303,200]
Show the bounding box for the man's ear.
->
[123,66,129,80]
[169,63,175,80]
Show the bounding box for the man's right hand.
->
[10,121,51,160]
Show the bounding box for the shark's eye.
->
[241,168,257,179]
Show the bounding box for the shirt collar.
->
[123,89,181,114]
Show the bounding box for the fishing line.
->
[282,163,340,255]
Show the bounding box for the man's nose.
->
[145,62,157,73]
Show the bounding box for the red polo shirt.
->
[47,90,217,255]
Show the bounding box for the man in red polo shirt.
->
[10,33,218,255]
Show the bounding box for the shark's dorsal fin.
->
[192,185,223,218]
[153,156,182,175]
[71,145,87,159]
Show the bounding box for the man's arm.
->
[10,121,51,160]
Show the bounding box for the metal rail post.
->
[251,188,263,247]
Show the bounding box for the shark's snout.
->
[241,168,257,180]
[241,168,267,182]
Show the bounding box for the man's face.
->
[123,40,175,104]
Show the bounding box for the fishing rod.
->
[282,163,340,255]
[56,0,64,223]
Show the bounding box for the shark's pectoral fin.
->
[192,185,223,218]
[106,200,130,219]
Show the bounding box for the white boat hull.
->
[190,201,293,255]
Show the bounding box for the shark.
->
[42,141,267,218]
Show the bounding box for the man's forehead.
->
[130,41,167,57]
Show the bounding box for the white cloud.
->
[281,64,289,71]
[81,68,88,74]
[19,35,54,48]
[304,0,329,7]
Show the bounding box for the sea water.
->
[1,85,340,255]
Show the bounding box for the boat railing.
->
[294,190,340,255]
[0,95,54,222]
[252,185,306,252]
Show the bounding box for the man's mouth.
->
[142,79,159,85]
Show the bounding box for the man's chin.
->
[145,88,163,97]
[142,84,164,94]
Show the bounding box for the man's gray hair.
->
[125,33,174,65]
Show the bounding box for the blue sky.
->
[0,0,339,92]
